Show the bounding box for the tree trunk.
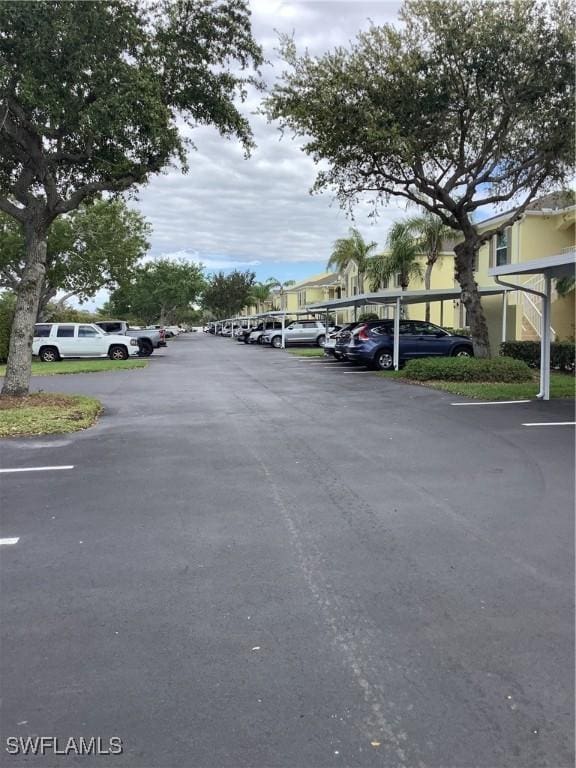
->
[454,239,491,358]
[36,283,58,322]
[2,219,48,396]
[424,262,433,322]
[399,282,409,319]
[54,290,78,314]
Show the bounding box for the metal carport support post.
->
[501,291,508,342]
[540,276,552,401]
[281,313,286,349]
[393,296,401,371]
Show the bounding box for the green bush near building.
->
[402,356,533,383]
[500,340,575,372]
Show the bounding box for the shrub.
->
[357,312,380,322]
[0,294,16,364]
[500,340,575,372]
[403,356,533,383]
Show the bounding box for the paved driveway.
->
[1,335,574,767]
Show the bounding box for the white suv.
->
[32,323,140,362]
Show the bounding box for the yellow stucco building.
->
[327,193,575,347]
[241,193,574,349]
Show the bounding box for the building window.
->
[495,230,509,266]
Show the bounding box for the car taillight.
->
[357,324,369,341]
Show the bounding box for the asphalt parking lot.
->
[1,334,574,767]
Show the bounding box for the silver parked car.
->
[262,320,327,348]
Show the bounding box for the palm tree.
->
[405,211,453,321]
[266,277,296,310]
[247,282,273,312]
[327,228,377,293]
[366,222,423,293]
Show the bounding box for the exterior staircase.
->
[520,275,556,341]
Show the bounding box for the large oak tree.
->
[202,269,256,318]
[0,199,150,320]
[0,0,262,394]
[108,258,205,325]
[266,0,574,356]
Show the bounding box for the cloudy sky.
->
[127,0,407,289]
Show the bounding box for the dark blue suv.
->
[346,319,474,370]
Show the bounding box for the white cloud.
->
[127,1,407,273]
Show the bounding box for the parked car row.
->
[325,320,474,369]
[208,317,474,369]
[207,318,337,347]
[31,321,187,362]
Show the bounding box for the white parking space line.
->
[0,538,20,546]
[0,465,75,474]
[522,422,576,427]
[451,400,532,406]
[341,369,372,374]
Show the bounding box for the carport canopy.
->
[489,249,576,400]
[307,286,509,371]
[217,309,332,347]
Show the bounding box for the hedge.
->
[402,356,533,383]
[500,340,575,372]
[0,296,15,364]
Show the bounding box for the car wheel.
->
[373,350,394,370]
[271,336,282,349]
[316,334,326,347]
[109,345,129,361]
[256,336,263,344]
[138,340,153,357]
[452,346,473,358]
[334,351,343,360]
[39,346,60,363]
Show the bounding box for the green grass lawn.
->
[287,348,326,357]
[377,370,574,400]
[0,359,148,377]
[0,393,102,437]
[423,372,575,400]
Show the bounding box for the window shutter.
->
[506,227,512,263]
[489,236,495,268]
